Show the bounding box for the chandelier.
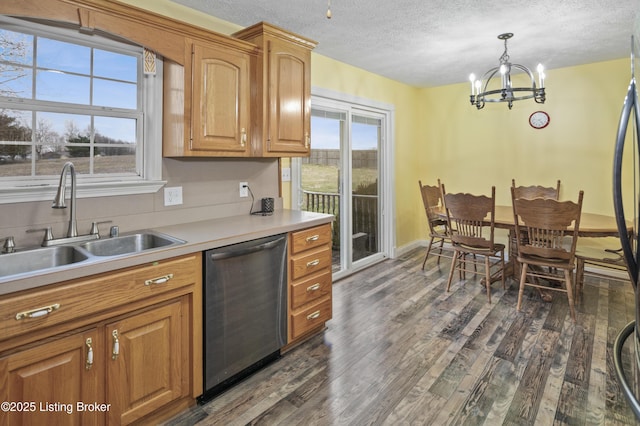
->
[469,33,546,110]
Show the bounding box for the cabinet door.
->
[266,40,311,155]
[0,329,103,426]
[106,299,188,425]
[191,43,250,155]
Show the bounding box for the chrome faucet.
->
[52,162,78,238]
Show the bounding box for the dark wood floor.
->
[167,248,640,425]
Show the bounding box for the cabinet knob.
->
[305,132,310,148]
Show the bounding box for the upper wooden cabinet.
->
[163,40,256,157]
[234,22,317,157]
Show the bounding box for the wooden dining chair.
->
[511,179,561,200]
[418,179,452,269]
[442,185,505,303]
[511,187,584,321]
[511,179,562,277]
[575,237,629,297]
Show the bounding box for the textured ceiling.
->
[171,0,640,88]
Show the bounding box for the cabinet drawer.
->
[290,224,332,255]
[290,247,332,281]
[290,297,332,340]
[0,254,199,342]
[291,270,332,310]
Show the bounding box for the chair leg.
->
[485,255,491,304]
[565,269,576,321]
[446,250,459,292]
[500,251,505,291]
[436,238,445,265]
[575,258,584,298]
[517,263,528,312]
[422,236,435,270]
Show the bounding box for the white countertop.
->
[0,210,333,296]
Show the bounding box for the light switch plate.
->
[164,186,183,206]
[281,167,291,182]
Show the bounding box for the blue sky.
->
[311,116,379,150]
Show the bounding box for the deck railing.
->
[302,190,378,252]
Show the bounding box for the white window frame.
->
[292,87,396,279]
[0,15,164,204]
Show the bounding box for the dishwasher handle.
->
[208,235,286,261]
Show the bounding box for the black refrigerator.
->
[612,35,640,420]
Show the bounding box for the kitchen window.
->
[0,16,164,204]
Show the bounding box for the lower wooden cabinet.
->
[107,298,189,425]
[287,224,333,344]
[0,253,201,426]
[0,329,102,426]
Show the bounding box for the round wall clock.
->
[529,111,550,129]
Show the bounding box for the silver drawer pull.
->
[307,283,321,292]
[307,310,321,320]
[306,259,320,268]
[145,273,173,286]
[305,234,320,242]
[15,303,61,320]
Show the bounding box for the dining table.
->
[433,205,633,283]
[486,205,631,237]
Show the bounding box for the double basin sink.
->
[0,231,185,280]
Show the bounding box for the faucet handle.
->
[26,227,54,246]
[2,236,15,253]
[90,220,112,237]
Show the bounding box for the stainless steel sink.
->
[0,246,89,278]
[79,232,185,257]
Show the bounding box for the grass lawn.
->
[302,163,377,193]
[0,155,137,177]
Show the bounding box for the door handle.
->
[85,338,94,370]
[112,330,120,360]
[613,78,640,289]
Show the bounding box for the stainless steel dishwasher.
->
[200,233,288,402]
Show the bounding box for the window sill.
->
[0,179,167,204]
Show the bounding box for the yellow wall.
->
[416,59,633,244]
[309,55,421,248]
[119,0,633,252]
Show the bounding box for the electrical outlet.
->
[239,182,248,198]
[164,186,183,206]
[281,167,291,182]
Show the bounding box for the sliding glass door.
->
[293,92,392,279]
